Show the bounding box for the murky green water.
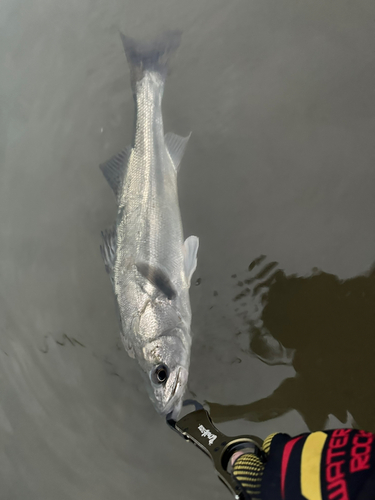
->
[1,0,375,498]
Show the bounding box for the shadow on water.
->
[208,258,375,432]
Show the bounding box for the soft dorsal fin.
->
[100,227,117,276]
[183,235,199,285]
[99,146,131,199]
[136,262,176,300]
[165,132,191,172]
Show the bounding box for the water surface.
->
[1,0,375,498]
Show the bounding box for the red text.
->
[350,430,373,473]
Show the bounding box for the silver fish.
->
[99,31,199,418]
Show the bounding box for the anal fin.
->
[99,146,131,199]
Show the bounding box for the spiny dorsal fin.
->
[183,235,199,285]
[100,227,117,276]
[136,262,176,300]
[99,146,131,199]
[165,132,191,172]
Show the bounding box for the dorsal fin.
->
[136,262,176,300]
[99,146,131,199]
[165,132,191,172]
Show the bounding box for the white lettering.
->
[198,424,218,446]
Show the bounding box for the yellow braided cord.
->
[262,432,278,454]
[233,453,265,500]
[232,434,279,499]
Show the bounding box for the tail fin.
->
[120,31,182,91]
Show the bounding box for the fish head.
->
[141,332,191,418]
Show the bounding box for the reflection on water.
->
[209,257,375,432]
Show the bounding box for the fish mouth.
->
[170,367,182,398]
[162,366,186,417]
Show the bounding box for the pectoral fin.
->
[99,146,131,199]
[100,227,117,275]
[124,338,135,358]
[183,236,199,285]
[165,132,191,172]
[136,262,176,300]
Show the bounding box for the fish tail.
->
[120,31,182,92]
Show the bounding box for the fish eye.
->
[152,364,169,385]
